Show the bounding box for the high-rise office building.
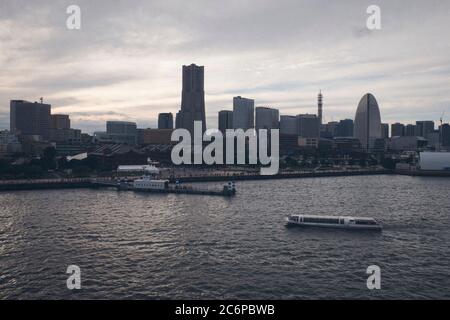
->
[175,64,206,134]
[381,123,389,139]
[255,107,279,130]
[233,96,254,130]
[106,121,137,145]
[415,121,435,137]
[158,113,174,129]
[280,115,298,135]
[10,100,51,139]
[440,124,450,147]
[354,93,382,150]
[297,114,320,148]
[336,119,354,137]
[51,114,71,129]
[391,123,405,137]
[218,110,233,134]
[405,124,416,136]
[322,121,338,138]
[297,114,320,138]
[318,90,323,125]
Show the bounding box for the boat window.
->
[355,220,377,225]
[303,217,339,224]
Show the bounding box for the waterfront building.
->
[415,121,435,137]
[354,93,382,151]
[426,130,440,149]
[333,137,363,153]
[297,114,320,138]
[93,131,113,144]
[142,129,174,145]
[158,113,174,129]
[336,119,354,137]
[88,144,147,167]
[0,130,22,157]
[388,136,427,152]
[51,114,71,130]
[47,128,81,143]
[218,110,233,134]
[405,124,416,136]
[441,124,450,148]
[255,107,279,130]
[280,115,298,135]
[419,152,450,171]
[10,100,51,140]
[297,114,320,148]
[381,123,389,140]
[321,121,338,139]
[233,96,254,130]
[106,121,138,145]
[175,64,206,134]
[391,123,405,137]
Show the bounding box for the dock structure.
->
[91,179,237,197]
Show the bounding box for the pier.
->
[92,179,237,197]
[0,169,392,192]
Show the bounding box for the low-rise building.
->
[0,130,22,157]
[419,152,450,171]
[142,129,174,145]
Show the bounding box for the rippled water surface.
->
[1,175,449,299]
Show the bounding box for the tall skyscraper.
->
[405,124,416,136]
[255,107,279,130]
[10,100,51,139]
[280,115,298,135]
[318,90,323,125]
[158,113,174,129]
[336,119,354,137]
[218,110,233,134]
[175,64,206,134]
[391,123,405,137]
[233,96,254,130]
[354,93,382,150]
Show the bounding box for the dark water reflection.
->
[0,175,449,299]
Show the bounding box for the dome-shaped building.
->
[354,93,382,150]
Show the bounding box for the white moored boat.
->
[286,214,382,231]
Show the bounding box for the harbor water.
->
[0,175,449,299]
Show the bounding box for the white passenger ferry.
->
[286,214,382,231]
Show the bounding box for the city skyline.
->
[1,0,450,133]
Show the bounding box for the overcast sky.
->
[1,0,449,133]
